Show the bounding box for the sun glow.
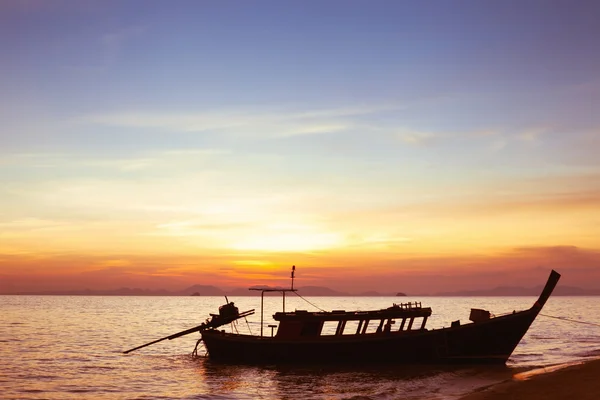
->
[2,1,600,295]
[231,232,343,252]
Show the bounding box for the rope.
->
[231,320,239,334]
[244,316,253,335]
[293,291,327,312]
[540,313,600,327]
[191,338,203,357]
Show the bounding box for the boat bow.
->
[532,269,561,311]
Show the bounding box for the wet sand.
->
[460,358,600,400]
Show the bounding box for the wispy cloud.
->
[0,148,230,171]
[76,104,404,139]
[398,129,440,146]
[0,218,69,234]
[151,219,250,237]
[396,127,504,146]
[516,127,550,144]
[488,138,507,151]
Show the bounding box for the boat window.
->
[363,320,380,334]
[321,321,338,335]
[403,317,426,331]
[342,320,360,335]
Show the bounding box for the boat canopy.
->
[274,303,432,322]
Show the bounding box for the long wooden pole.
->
[124,309,255,354]
[260,291,264,337]
[123,323,206,354]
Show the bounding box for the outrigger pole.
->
[123,322,207,354]
[123,308,254,354]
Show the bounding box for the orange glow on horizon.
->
[2,243,600,295]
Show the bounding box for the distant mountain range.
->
[4,283,600,296]
[432,285,600,296]
[5,285,393,297]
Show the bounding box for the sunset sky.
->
[1,1,599,294]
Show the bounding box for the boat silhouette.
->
[125,267,561,365]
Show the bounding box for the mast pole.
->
[260,290,264,337]
[291,265,295,290]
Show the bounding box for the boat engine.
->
[218,302,240,319]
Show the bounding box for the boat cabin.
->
[249,267,432,339]
[271,303,432,339]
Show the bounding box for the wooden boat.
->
[125,268,561,365]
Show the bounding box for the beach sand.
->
[460,358,600,400]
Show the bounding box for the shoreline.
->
[459,357,600,400]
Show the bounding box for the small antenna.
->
[291,265,296,290]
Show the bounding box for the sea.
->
[1,295,599,400]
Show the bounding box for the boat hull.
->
[202,307,539,365]
[201,270,560,365]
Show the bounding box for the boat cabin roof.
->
[273,303,432,322]
[249,286,298,293]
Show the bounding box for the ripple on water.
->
[576,349,600,357]
[1,295,599,399]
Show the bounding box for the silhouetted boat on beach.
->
[125,267,561,365]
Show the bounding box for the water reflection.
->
[195,358,517,400]
[2,295,599,399]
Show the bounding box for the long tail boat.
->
[125,268,561,365]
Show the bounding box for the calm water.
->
[1,295,599,399]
